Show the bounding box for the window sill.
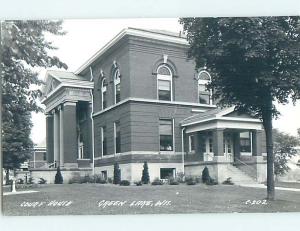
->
[160,151,175,154]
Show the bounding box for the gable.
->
[44,75,61,97]
[224,111,256,119]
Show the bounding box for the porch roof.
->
[181,107,263,133]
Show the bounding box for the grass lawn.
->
[3,183,300,215]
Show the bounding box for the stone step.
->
[225,165,257,185]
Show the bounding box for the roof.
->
[46,70,87,81]
[75,27,189,75]
[181,107,234,126]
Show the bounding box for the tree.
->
[180,17,300,200]
[1,20,67,183]
[113,162,121,184]
[273,129,299,177]
[54,166,63,184]
[141,161,150,184]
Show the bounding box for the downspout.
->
[181,126,186,174]
[89,67,95,176]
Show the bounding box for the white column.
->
[53,109,60,166]
[59,105,64,167]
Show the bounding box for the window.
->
[159,119,173,151]
[114,121,121,153]
[160,168,176,179]
[101,171,107,180]
[189,135,195,152]
[208,137,213,153]
[101,127,107,156]
[114,69,121,104]
[240,132,252,152]
[43,152,47,161]
[157,65,172,101]
[101,78,107,109]
[198,70,212,105]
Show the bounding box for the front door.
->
[224,135,233,162]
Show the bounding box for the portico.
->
[181,107,267,183]
[41,70,94,169]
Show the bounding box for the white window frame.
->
[101,78,107,110]
[198,70,213,105]
[114,69,121,104]
[101,127,105,157]
[114,121,121,154]
[157,65,173,101]
[240,131,253,156]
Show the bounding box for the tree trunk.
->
[262,99,275,200]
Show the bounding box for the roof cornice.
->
[74,28,189,75]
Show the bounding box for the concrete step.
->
[225,165,257,185]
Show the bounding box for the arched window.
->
[114,69,121,104]
[157,65,173,101]
[198,70,212,105]
[101,78,107,109]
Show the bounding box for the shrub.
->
[113,163,121,184]
[168,177,179,185]
[222,177,234,185]
[185,176,197,185]
[28,177,34,184]
[151,177,163,185]
[176,172,185,183]
[120,180,130,186]
[107,177,113,184]
[54,167,63,184]
[68,175,81,184]
[38,178,47,184]
[141,161,150,184]
[80,175,94,184]
[17,178,24,184]
[134,181,142,186]
[202,166,210,184]
[202,167,218,185]
[94,174,107,184]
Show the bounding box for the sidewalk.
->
[240,184,300,192]
[3,190,39,196]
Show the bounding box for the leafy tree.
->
[113,162,121,184]
[273,129,299,177]
[1,20,67,183]
[141,161,150,184]
[54,166,63,184]
[180,17,300,200]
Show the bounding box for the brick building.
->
[38,28,267,184]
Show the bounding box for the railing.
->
[233,158,257,180]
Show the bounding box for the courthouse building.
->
[37,28,267,184]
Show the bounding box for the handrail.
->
[233,157,257,180]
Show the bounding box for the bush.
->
[54,167,63,184]
[202,166,210,184]
[151,177,163,185]
[38,178,47,184]
[134,181,142,186]
[28,177,34,184]
[17,178,24,184]
[107,177,113,184]
[68,175,81,184]
[185,176,197,185]
[80,175,94,184]
[168,177,179,185]
[141,161,150,184]
[94,174,107,184]
[202,167,218,185]
[120,180,130,186]
[176,172,185,183]
[113,163,121,184]
[222,177,234,185]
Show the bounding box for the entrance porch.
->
[181,107,267,184]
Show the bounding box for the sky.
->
[31,18,300,145]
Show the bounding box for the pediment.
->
[44,75,61,97]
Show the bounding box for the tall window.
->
[114,69,121,104]
[159,119,173,151]
[189,135,195,152]
[101,127,107,156]
[240,131,252,152]
[101,78,107,109]
[198,70,212,105]
[114,121,121,153]
[157,65,172,101]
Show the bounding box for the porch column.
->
[46,112,54,164]
[212,128,224,156]
[53,108,60,166]
[252,130,262,156]
[233,132,241,160]
[59,105,64,167]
